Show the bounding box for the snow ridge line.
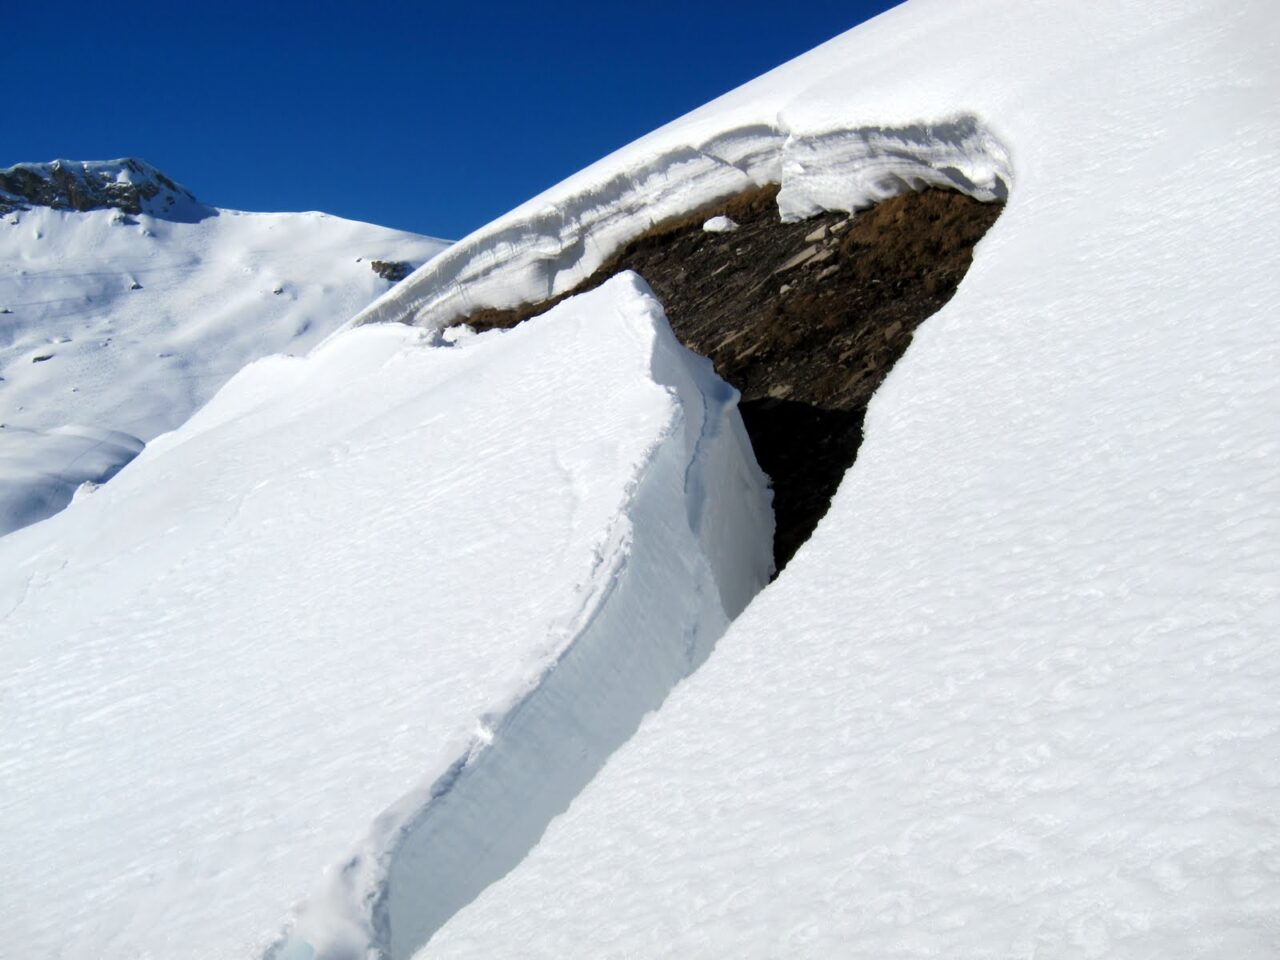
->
[345,116,1010,335]
[267,275,773,960]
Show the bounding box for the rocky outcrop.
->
[455,185,1004,570]
[370,259,413,282]
[0,158,209,221]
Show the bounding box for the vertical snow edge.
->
[267,273,773,960]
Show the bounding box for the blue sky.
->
[5,1,897,239]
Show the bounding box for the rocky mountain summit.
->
[0,158,210,221]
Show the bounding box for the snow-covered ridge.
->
[0,157,210,222]
[350,117,1010,331]
[270,273,772,959]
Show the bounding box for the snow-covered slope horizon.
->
[0,158,449,535]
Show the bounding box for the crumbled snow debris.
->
[702,215,739,233]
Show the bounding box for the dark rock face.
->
[371,260,413,282]
[455,185,1004,571]
[0,159,205,220]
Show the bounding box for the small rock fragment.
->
[774,245,819,274]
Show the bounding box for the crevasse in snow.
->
[268,272,772,959]
[0,273,772,960]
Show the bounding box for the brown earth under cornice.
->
[455,184,1004,571]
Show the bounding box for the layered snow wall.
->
[0,274,772,959]
[349,117,1010,331]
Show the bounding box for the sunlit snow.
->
[1,0,1277,957]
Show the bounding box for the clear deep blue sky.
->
[5,1,897,239]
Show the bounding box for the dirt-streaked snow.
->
[0,177,447,535]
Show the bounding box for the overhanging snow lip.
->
[344,114,1011,335]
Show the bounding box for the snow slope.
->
[0,274,772,959]
[2,0,1277,957]
[0,160,447,535]
[410,1,1280,957]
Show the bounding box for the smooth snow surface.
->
[0,194,446,535]
[0,274,772,959]
[415,0,1280,957]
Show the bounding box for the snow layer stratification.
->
[0,274,772,959]
[348,121,1008,331]
[420,0,1280,956]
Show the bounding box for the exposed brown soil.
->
[456,184,1003,572]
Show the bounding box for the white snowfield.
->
[0,163,447,535]
[0,274,772,959]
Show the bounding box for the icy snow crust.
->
[0,274,772,959]
[417,0,1280,957]
[0,200,446,535]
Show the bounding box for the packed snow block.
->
[0,272,771,959]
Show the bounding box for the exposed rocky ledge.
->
[0,158,209,221]
[455,185,1004,570]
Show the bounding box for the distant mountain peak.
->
[0,158,211,221]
